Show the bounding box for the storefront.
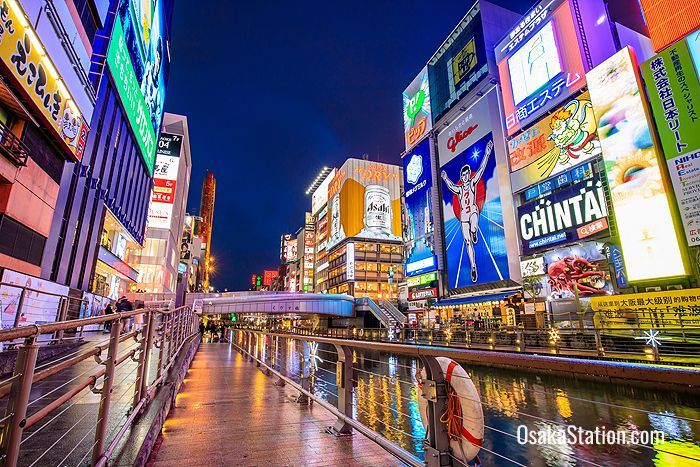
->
[433,291,523,329]
[93,209,141,299]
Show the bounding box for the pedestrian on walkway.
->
[104,303,114,333]
[116,296,133,332]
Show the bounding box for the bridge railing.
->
[232,328,700,467]
[243,321,700,365]
[0,305,199,465]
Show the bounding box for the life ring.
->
[416,357,484,463]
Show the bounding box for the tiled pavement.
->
[147,343,403,466]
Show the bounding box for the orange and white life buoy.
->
[416,357,484,463]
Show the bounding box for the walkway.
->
[147,343,401,466]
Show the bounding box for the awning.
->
[434,291,519,308]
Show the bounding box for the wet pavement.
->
[147,343,402,466]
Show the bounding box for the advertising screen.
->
[147,133,182,230]
[0,0,88,161]
[642,39,700,245]
[403,67,433,149]
[518,174,609,255]
[326,160,402,251]
[263,270,278,287]
[508,92,602,192]
[108,0,170,174]
[543,242,613,299]
[639,0,700,52]
[496,0,586,136]
[587,47,686,281]
[0,270,69,329]
[311,169,337,215]
[438,91,509,289]
[428,6,488,123]
[403,139,437,277]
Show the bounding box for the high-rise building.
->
[198,171,216,291]
[41,0,175,300]
[0,0,96,279]
[129,113,192,294]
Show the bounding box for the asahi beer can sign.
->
[364,185,392,232]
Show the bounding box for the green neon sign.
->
[405,90,426,125]
[106,18,156,175]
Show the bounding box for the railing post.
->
[275,336,287,386]
[12,288,27,328]
[263,335,272,375]
[418,355,452,466]
[595,329,604,356]
[296,340,310,404]
[330,344,354,435]
[92,316,123,464]
[53,297,70,343]
[156,313,168,381]
[134,311,156,407]
[255,334,262,367]
[0,336,39,465]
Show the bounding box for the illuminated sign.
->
[496,0,586,136]
[587,47,686,281]
[326,160,402,250]
[428,6,488,122]
[346,243,355,281]
[408,288,438,301]
[147,133,182,230]
[403,67,432,149]
[263,270,278,287]
[311,169,336,214]
[508,92,601,192]
[544,242,613,299]
[639,0,700,52]
[518,176,609,255]
[642,39,700,246]
[403,139,437,277]
[406,271,438,288]
[0,0,88,161]
[520,257,545,278]
[438,89,510,289]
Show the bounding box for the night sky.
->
[165,1,533,290]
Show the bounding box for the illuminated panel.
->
[639,0,700,52]
[587,47,686,281]
[403,67,433,150]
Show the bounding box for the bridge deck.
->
[147,343,401,466]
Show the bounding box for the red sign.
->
[152,178,176,204]
[577,218,609,239]
[406,115,427,147]
[408,288,438,301]
[263,270,278,287]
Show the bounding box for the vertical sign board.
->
[428,4,488,123]
[437,89,510,289]
[346,243,355,281]
[403,67,433,150]
[495,0,586,136]
[587,47,686,281]
[403,138,438,277]
[0,0,89,161]
[147,133,182,230]
[0,270,69,328]
[642,39,700,246]
[639,0,700,52]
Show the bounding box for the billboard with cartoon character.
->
[508,92,602,193]
[543,242,613,300]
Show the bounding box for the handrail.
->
[379,299,406,323]
[0,305,200,465]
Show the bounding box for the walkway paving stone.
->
[147,343,403,466]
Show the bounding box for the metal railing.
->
[0,122,29,167]
[378,299,406,323]
[240,313,700,365]
[0,305,199,465]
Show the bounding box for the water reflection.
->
[304,342,700,466]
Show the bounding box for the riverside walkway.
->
[147,343,400,466]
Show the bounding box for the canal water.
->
[261,338,700,466]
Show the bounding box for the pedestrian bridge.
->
[191,292,355,317]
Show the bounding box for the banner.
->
[642,39,700,246]
[592,288,700,327]
[403,138,437,276]
[438,90,510,289]
[147,133,182,229]
[543,242,613,300]
[508,92,602,192]
[518,175,609,255]
[403,67,433,149]
[0,0,88,161]
[0,270,68,329]
[587,47,686,282]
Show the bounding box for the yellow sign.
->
[453,38,477,86]
[0,0,88,161]
[591,289,700,327]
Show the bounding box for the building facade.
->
[41,0,175,300]
[198,171,215,291]
[130,113,191,293]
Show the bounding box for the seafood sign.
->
[544,242,613,298]
[517,175,609,255]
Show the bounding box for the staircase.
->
[355,298,406,329]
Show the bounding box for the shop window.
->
[0,214,46,266]
[356,261,366,271]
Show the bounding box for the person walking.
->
[116,296,134,332]
[104,303,114,333]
